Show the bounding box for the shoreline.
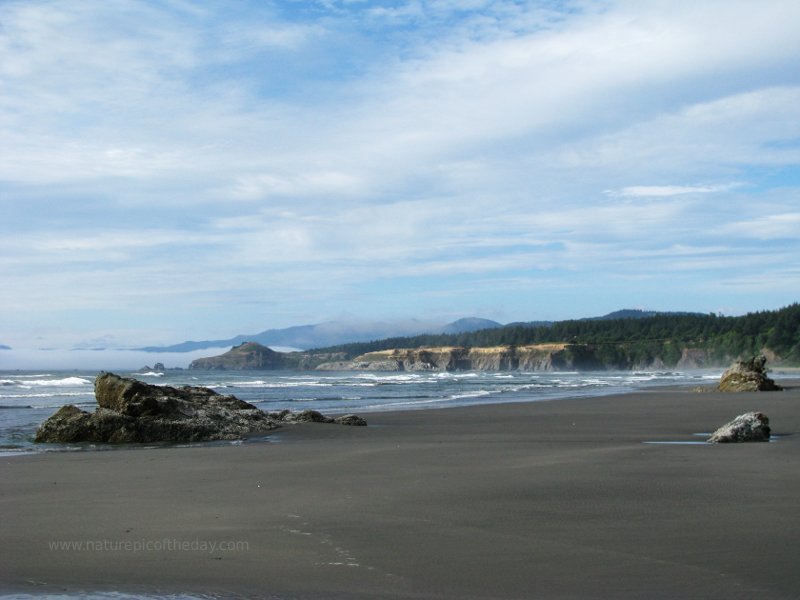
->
[2,387,800,599]
[1,369,733,456]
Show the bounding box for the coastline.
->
[2,386,799,599]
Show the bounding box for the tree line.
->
[311,303,800,367]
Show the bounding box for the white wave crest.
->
[449,390,492,400]
[354,373,423,383]
[0,392,90,399]
[229,380,375,388]
[23,377,93,387]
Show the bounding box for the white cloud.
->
[718,213,800,240]
[606,183,742,198]
[1,0,799,353]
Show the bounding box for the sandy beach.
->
[2,385,799,599]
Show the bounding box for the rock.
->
[33,405,96,443]
[189,342,288,370]
[283,409,334,424]
[334,414,368,426]
[707,412,771,443]
[717,355,782,392]
[136,363,172,374]
[35,372,279,444]
[270,409,367,426]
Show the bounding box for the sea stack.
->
[717,355,782,392]
[35,372,279,443]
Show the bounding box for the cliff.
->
[317,344,574,372]
[190,342,727,372]
[316,344,722,372]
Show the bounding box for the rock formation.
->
[35,373,367,444]
[717,355,782,392]
[707,412,771,443]
[189,342,288,370]
[35,372,279,443]
[188,342,348,370]
[269,409,367,426]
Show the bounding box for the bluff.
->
[315,344,722,372]
[318,344,573,371]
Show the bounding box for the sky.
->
[1,0,799,367]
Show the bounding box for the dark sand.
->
[2,386,799,599]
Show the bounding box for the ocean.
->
[0,368,730,455]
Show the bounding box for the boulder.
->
[334,414,368,426]
[284,409,334,424]
[34,405,96,443]
[270,409,368,426]
[35,372,279,444]
[717,355,782,392]
[36,372,369,444]
[707,412,771,443]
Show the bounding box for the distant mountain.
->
[0,344,11,350]
[440,318,502,334]
[138,318,502,353]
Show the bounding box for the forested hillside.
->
[313,304,800,367]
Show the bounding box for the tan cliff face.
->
[190,342,725,372]
[316,344,572,372]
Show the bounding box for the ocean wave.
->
[10,401,95,410]
[0,448,38,457]
[227,380,376,388]
[433,372,479,379]
[362,397,451,410]
[18,377,92,387]
[507,383,551,392]
[449,390,492,400]
[137,371,164,377]
[9,373,53,378]
[0,405,34,410]
[354,373,426,383]
[0,391,91,399]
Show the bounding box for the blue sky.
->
[1,0,799,365]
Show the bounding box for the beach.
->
[2,385,799,600]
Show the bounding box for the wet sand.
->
[2,386,799,599]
